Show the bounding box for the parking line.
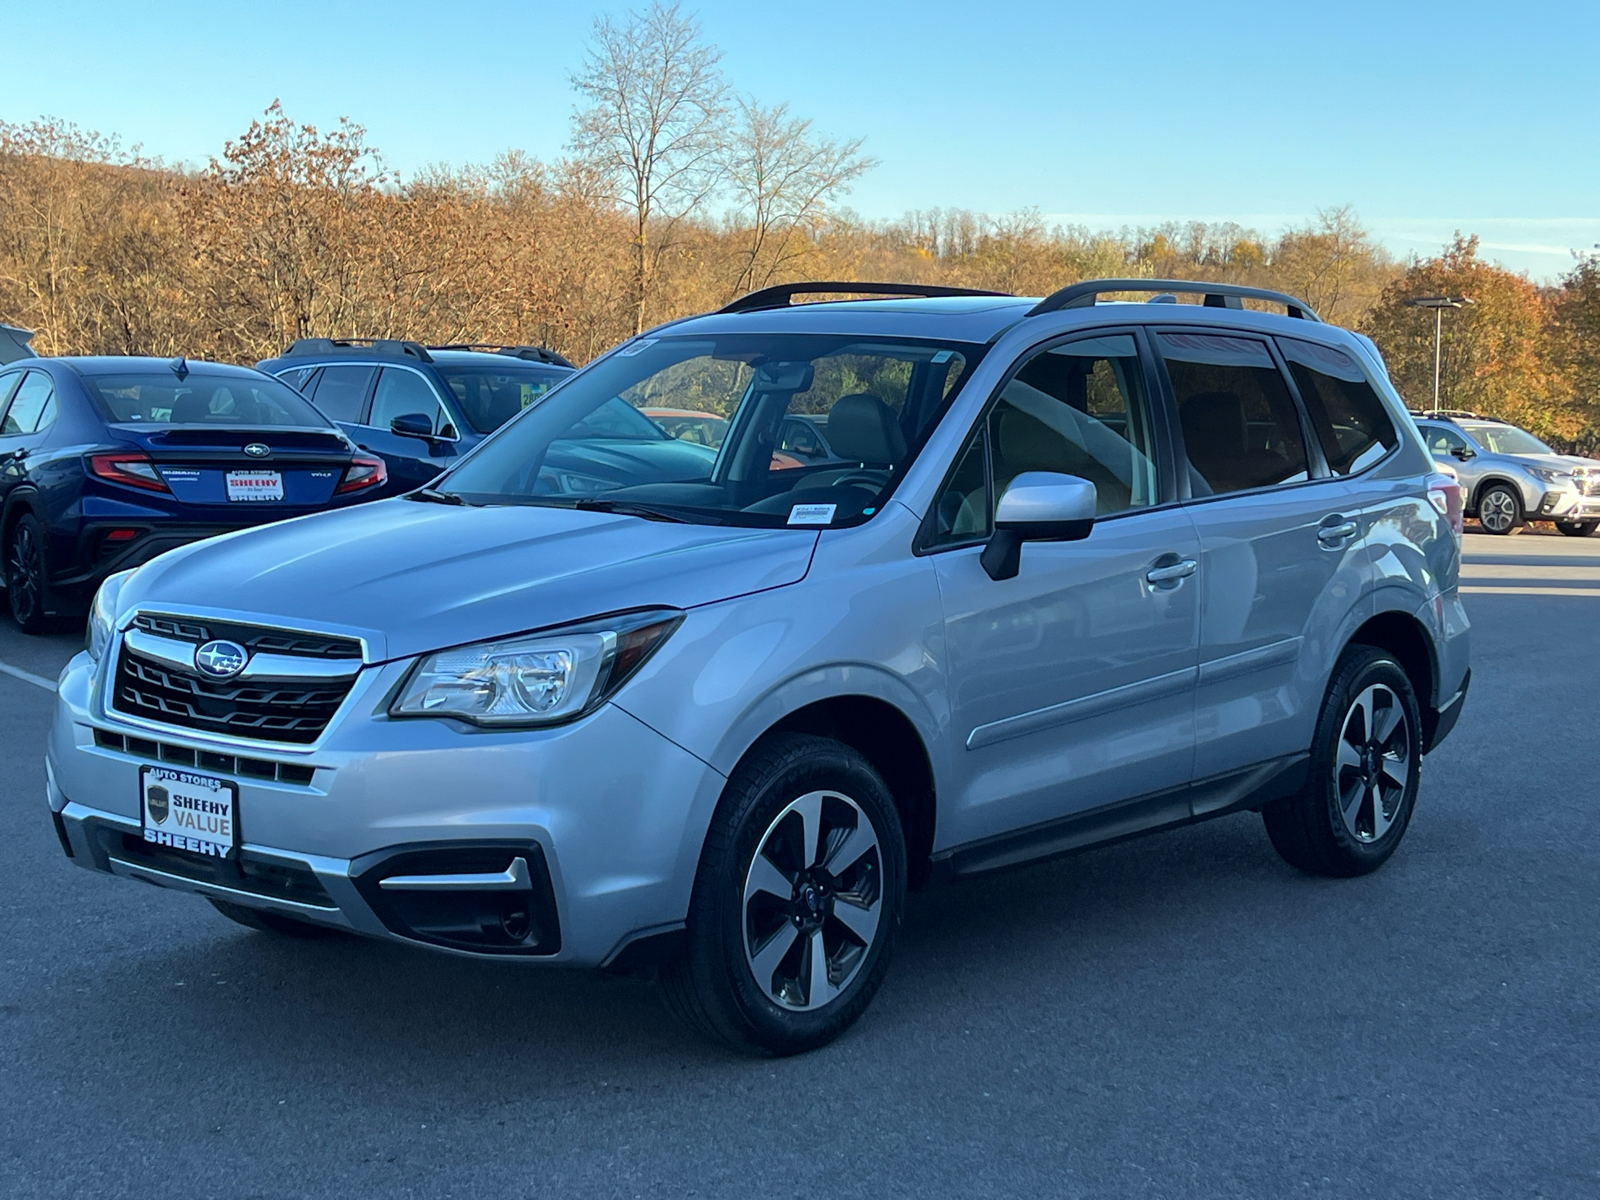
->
[0,659,56,691]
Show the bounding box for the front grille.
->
[92,728,316,786]
[112,615,361,744]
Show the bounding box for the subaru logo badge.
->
[243,443,271,458]
[194,639,249,679]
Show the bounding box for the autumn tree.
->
[570,1,726,333]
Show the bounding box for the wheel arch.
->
[1470,474,1529,512]
[1347,608,1437,713]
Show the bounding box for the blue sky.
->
[5,0,1596,278]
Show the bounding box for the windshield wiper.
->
[409,486,468,506]
[572,498,694,524]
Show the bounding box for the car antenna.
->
[170,355,189,380]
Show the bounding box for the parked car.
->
[0,356,386,633]
[1413,411,1600,536]
[258,340,622,495]
[644,408,728,448]
[50,279,1469,1055]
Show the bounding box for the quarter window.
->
[307,365,374,423]
[1280,338,1396,475]
[1158,332,1309,496]
[1,372,56,435]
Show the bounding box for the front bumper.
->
[47,649,727,966]
[1536,489,1600,521]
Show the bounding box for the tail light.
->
[1427,473,1464,537]
[88,452,170,493]
[337,455,387,495]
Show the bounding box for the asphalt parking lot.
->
[2,531,1597,1199]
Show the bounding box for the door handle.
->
[1146,558,1197,585]
[1318,519,1358,545]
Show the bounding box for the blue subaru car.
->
[0,356,388,633]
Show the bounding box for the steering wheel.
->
[828,470,887,490]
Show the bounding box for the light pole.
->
[1403,295,1472,415]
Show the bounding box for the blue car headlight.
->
[390,609,682,727]
[86,569,135,663]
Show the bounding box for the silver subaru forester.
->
[47,279,1471,1054]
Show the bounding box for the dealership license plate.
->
[225,469,283,501]
[141,766,237,860]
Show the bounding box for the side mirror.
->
[390,413,435,440]
[1451,446,1475,461]
[980,471,1096,581]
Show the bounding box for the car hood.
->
[1506,453,1600,473]
[117,498,818,661]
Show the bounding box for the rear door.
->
[1157,330,1371,790]
[0,370,58,504]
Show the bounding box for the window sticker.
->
[787,503,837,526]
[931,350,953,364]
[616,338,657,357]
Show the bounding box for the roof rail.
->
[1407,408,1488,421]
[1028,279,1321,322]
[719,281,1012,314]
[426,343,575,369]
[282,337,433,362]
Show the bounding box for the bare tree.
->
[723,99,874,296]
[570,2,726,333]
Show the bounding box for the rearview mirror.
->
[980,472,1096,581]
[390,413,435,440]
[754,362,815,392]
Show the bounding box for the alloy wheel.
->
[742,789,883,1011]
[7,523,40,624]
[1334,683,1411,843]
[1478,488,1517,533]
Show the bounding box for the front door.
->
[358,367,462,492]
[928,330,1201,853]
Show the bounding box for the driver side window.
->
[370,368,455,437]
[1422,424,1471,456]
[929,334,1159,548]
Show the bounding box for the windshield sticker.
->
[616,338,657,357]
[788,503,837,526]
[930,350,953,363]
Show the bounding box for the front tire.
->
[659,734,906,1055]
[5,512,50,633]
[1556,520,1598,538]
[1475,484,1523,535]
[1262,646,1422,878]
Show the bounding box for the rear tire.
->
[1475,484,1523,535]
[659,733,906,1056]
[1262,646,1422,878]
[5,512,50,633]
[1556,520,1598,538]
[207,897,337,938]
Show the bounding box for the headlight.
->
[1529,467,1574,485]
[390,609,683,727]
[86,569,135,662]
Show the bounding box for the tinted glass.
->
[370,368,454,436]
[81,370,330,427]
[1281,338,1396,475]
[274,365,317,392]
[988,333,1158,516]
[0,372,23,415]
[1158,332,1309,496]
[928,430,991,545]
[2,372,56,435]
[437,334,977,527]
[1460,423,1553,456]
[307,365,373,423]
[437,365,567,434]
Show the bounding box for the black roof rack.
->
[719,281,1013,315]
[1408,409,1489,421]
[426,344,575,369]
[282,338,433,362]
[1028,279,1321,321]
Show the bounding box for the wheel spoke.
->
[1372,698,1403,747]
[1339,774,1365,817]
[1336,739,1364,774]
[823,820,876,876]
[1369,783,1393,839]
[792,792,825,869]
[804,928,837,1008]
[831,894,880,947]
[748,921,799,989]
[1379,751,1409,791]
[744,853,793,905]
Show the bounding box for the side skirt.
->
[931,753,1309,881]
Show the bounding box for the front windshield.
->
[436,364,570,434]
[437,334,979,526]
[82,370,332,428]
[1461,423,1554,456]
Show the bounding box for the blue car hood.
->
[118,499,818,660]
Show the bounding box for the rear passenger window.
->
[307,365,374,423]
[1157,332,1308,496]
[1280,338,1396,475]
[1,372,55,436]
